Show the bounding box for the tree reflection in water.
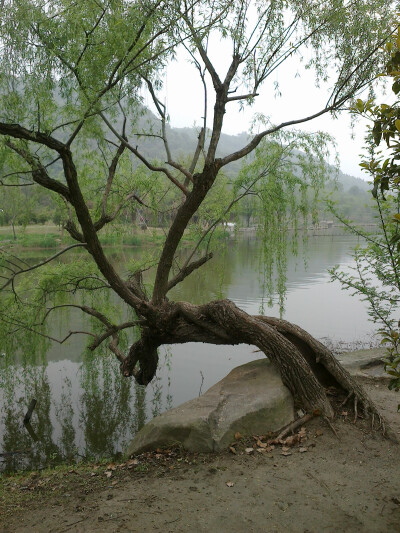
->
[0,346,173,471]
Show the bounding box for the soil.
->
[1,378,399,533]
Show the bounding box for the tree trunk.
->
[11,217,17,240]
[121,298,385,428]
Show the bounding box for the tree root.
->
[118,299,398,442]
[256,315,396,440]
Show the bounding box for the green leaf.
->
[355,99,364,112]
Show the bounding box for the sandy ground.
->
[1,378,399,533]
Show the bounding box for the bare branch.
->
[2,136,71,201]
[101,142,126,219]
[0,314,95,345]
[218,103,345,169]
[75,6,107,67]
[226,91,259,103]
[143,76,194,184]
[167,252,213,292]
[88,320,140,351]
[180,13,222,90]
[99,111,189,195]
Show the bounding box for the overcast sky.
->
[145,43,388,181]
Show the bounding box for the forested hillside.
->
[0,108,373,231]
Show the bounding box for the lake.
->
[0,234,377,471]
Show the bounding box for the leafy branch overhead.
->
[0,0,396,426]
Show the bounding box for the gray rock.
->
[338,348,390,379]
[127,358,294,455]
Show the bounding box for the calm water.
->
[0,235,377,471]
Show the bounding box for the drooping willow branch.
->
[0,244,87,290]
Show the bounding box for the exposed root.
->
[256,315,394,438]
[117,301,397,442]
[340,391,353,408]
[353,396,358,424]
[323,416,339,439]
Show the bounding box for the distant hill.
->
[132,108,369,192]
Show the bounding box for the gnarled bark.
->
[121,298,386,429]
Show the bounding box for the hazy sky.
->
[146,44,388,181]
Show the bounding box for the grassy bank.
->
[0,224,231,249]
[0,225,166,249]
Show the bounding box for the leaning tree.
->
[0,0,396,427]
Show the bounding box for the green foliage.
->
[0,0,395,357]
[2,233,60,248]
[0,255,124,356]
[233,128,334,312]
[332,28,400,398]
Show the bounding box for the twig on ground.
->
[323,416,339,439]
[276,413,313,441]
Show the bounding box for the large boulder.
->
[127,358,294,455]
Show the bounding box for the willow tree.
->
[0,0,395,426]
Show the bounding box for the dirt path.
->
[1,380,399,533]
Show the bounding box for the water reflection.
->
[0,235,375,471]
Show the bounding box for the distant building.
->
[223,222,236,233]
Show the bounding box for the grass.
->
[0,223,231,250]
[0,225,166,249]
[0,232,60,248]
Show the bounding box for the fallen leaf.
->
[281,446,290,452]
[127,459,138,466]
[245,448,254,454]
[90,472,97,477]
[106,463,116,471]
[298,427,307,439]
[299,447,308,453]
[226,481,234,487]
[111,481,118,486]
[257,440,268,448]
[234,432,243,440]
[281,451,292,456]
[315,429,323,437]
[229,446,237,455]
[105,471,112,478]
[283,435,299,447]
[268,438,280,445]
[341,411,348,416]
